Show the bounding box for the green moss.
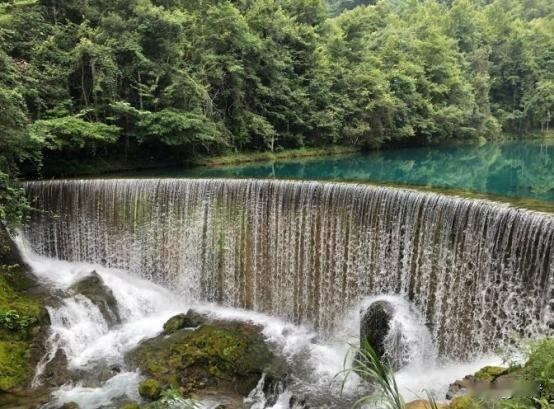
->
[128,321,285,396]
[0,340,29,391]
[448,396,480,409]
[139,378,162,400]
[473,366,507,381]
[119,404,140,409]
[0,258,45,392]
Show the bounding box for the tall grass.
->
[339,341,444,409]
[339,340,406,409]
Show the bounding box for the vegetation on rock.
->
[127,315,287,398]
[139,378,162,401]
[0,226,46,392]
[162,310,205,335]
[473,366,509,382]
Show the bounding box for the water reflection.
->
[131,140,554,202]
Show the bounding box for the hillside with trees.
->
[0,0,552,219]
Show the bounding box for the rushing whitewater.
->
[23,179,554,357]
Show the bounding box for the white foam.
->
[18,242,503,407]
[50,372,142,409]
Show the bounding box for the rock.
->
[163,310,206,334]
[41,348,71,388]
[446,366,513,399]
[72,363,122,387]
[446,376,473,400]
[139,378,162,400]
[491,372,517,390]
[405,399,447,409]
[118,404,140,409]
[473,366,506,381]
[360,300,393,359]
[449,396,480,409]
[126,320,288,398]
[60,402,80,409]
[69,272,121,326]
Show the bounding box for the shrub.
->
[0,309,35,331]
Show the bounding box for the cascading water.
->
[15,237,503,408]
[23,178,554,359]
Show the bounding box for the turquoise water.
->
[127,140,554,202]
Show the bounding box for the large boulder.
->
[69,272,120,326]
[126,316,288,398]
[360,300,394,360]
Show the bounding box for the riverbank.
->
[32,131,553,180]
[187,146,360,167]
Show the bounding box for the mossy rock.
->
[139,378,162,400]
[473,366,507,381]
[119,403,140,409]
[127,320,287,397]
[0,267,47,392]
[449,396,480,409]
[163,310,206,334]
[0,341,29,391]
[60,403,80,409]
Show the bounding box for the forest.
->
[0,0,553,221]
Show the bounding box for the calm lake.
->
[120,139,554,203]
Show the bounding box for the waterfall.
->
[23,179,554,357]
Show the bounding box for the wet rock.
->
[446,366,515,400]
[139,378,162,400]
[60,402,80,409]
[118,403,140,409]
[73,363,122,387]
[69,272,121,326]
[163,310,206,334]
[41,348,71,388]
[360,300,393,359]
[126,319,288,398]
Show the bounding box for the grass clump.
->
[340,340,405,409]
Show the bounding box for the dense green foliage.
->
[0,0,552,220]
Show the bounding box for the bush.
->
[0,309,35,331]
[521,338,554,402]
